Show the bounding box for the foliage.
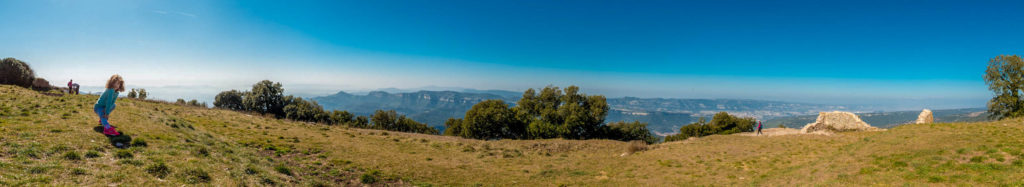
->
[984,55,1024,120]
[214,89,246,110]
[0,57,35,88]
[284,97,329,123]
[371,110,439,134]
[443,85,652,143]
[515,86,609,139]
[244,80,287,117]
[31,78,52,91]
[604,121,658,144]
[127,89,138,98]
[329,110,355,125]
[137,88,148,99]
[664,112,754,142]
[449,100,524,139]
[145,162,172,178]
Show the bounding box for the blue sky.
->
[1,0,1021,108]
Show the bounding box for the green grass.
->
[3,85,1024,186]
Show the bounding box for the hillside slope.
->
[2,85,1024,186]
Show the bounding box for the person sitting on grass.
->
[95,74,125,136]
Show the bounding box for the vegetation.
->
[984,54,1024,120]
[126,88,147,99]
[5,84,1024,185]
[0,57,35,88]
[213,80,439,134]
[443,86,655,143]
[664,112,754,142]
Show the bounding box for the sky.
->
[1,0,1021,109]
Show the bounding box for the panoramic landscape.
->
[2,0,1024,186]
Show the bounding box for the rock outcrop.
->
[914,109,934,124]
[801,111,880,133]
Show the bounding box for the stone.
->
[914,109,934,124]
[801,111,881,133]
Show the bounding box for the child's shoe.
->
[103,127,121,136]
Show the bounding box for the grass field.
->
[2,84,1023,186]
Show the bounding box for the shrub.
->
[131,138,148,147]
[70,168,88,175]
[214,90,246,110]
[127,89,138,98]
[84,150,101,158]
[605,121,657,144]
[625,140,648,155]
[63,151,81,160]
[137,88,148,99]
[179,167,211,184]
[114,149,133,159]
[274,165,292,176]
[360,170,380,184]
[0,57,35,88]
[31,78,53,91]
[664,112,755,142]
[145,162,172,178]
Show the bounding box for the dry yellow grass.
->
[2,85,1024,186]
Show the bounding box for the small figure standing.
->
[67,79,73,94]
[95,75,125,136]
[756,121,763,136]
[72,83,80,95]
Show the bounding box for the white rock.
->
[914,109,934,124]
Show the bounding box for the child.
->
[95,74,125,136]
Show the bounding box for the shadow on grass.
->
[93,126,132,149]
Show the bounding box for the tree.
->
[353,116,370,128]
[443,118,464,136]
[31,78,52,91]
[329,110,355,125]
[663,112,754,142]
[214,90,246,110]
[244,80,287,117]
[369,110,438,134]
[138,88,148,100]
[513,85,608,139]
[604,121,658,144]
[283,97,329,123]
[127,89,138,98]
[459,100,523,139]
[0,57,35,88]
[984,55,1024,120]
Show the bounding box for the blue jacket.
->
[94,88,119,114]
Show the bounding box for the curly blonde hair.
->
[105,74,125,92]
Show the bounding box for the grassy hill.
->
[2,85,1024,186]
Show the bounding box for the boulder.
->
[914,109,934,124]
[801,111,880,133]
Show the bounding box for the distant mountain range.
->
[312,89,904,135]
[764,108,990,129]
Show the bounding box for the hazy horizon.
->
[3,0,1016,110]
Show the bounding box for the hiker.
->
[95,74,125,136]
[756,120,763,136]
[72,83,80,95]
[67,79,73,94]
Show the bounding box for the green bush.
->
[664,112,755,142]
[274,165,292,176]
[0,57,35,88]
[114,149,133,159]
[63,151,81,160]
[84,150,101,158]
[179,167,211,184]
[360,170,380,184]
[131,138,148,147]
[145,162,171,178]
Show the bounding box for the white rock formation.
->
[801,111,881,133]
[914,109,934,124]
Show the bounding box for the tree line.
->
[663,112,754,142]
[443,86,658,144]
[213,80,438,134]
